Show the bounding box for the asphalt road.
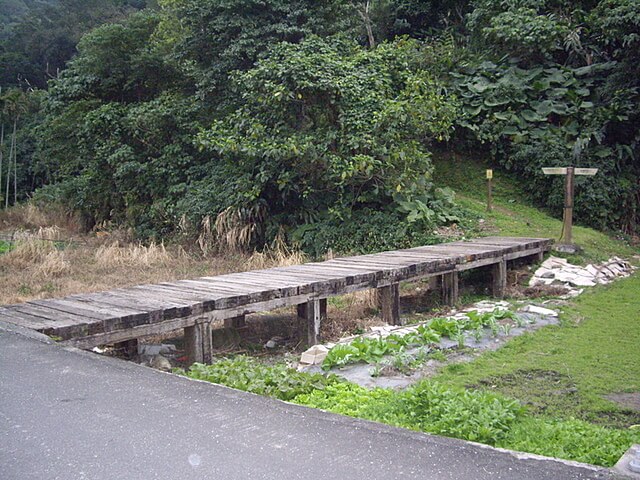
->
[0,322,617,480]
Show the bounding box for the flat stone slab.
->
[0,323,615,480]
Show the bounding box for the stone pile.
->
[529,256,633,290]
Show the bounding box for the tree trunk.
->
[356,2,376,49]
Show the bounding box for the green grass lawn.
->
[431,272,640,463]
[433,153,638,262]
[434,273,640,423]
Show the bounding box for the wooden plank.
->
[455,256,502,271]
[62,315,198,349]
[63,295,154,330]
[183,277,299,298]
[2,306,90,339]
[0,307,64,332]
[27,298,125,321]
[75,292,179,328]
[100,289,197,318]
[9,304,96,338]
[184,279,284,303]
[130,284,216,311]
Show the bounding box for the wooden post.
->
[297,299,326,346]
[541,166,597,248]
[377,283,400,325]
[114,339,138,359]
[486,169,493,212]
[184,321,212,364]
[563,166,575,245]
[441,272,459,306]
[492,259,507,298]
[224,315,246,329]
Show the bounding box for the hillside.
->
[432,153,638,262]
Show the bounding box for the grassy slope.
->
[430,154,640,463]
[432,153,637,262]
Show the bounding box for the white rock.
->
[568,277,597,287]
[300,345,329,365]
[150,355,172,371]
[521,305,559,317]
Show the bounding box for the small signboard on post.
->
[542,166,598,251]
[486,169,493,212]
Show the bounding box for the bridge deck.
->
[0,236,551,362]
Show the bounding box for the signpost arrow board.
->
[542,166,599,247]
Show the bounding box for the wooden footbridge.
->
[0,237,551,363]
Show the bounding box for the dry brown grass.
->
[244,235,306,270]
[0,207,310,306]
[321,289,383,342]
[0,203,82,234]
[0,203,371,343]
[94,241,172,268]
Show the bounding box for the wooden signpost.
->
[486,169,493,212]
[542,166,598,249]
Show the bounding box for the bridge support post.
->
[184,320,212,364]
[377,283,400,325]
[114,339,138,359]
[224,315,246,329]
[492,259,507,298]
[441,272,459,306]
[297,299,326,346]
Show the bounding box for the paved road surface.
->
[0,323,618,480]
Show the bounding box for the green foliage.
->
[498,416,640,467]
[0,0,147,89]
[160,0,357,102]
[199,36,459,247]
[452,57,640,231]
[0,240,13,254]
[321,309,518,370]
[468,0,571,60]
[400,380,524,443]
[291,208,448,257]
[181,356,341,401]
[294,382,400,421]
[7,0,640,241]
[295,379,524,444]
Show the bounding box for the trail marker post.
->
[542,166,598,251]
[486,169,493,212]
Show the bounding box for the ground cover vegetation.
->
[0,0,638,254]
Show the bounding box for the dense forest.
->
[1,0,638,254]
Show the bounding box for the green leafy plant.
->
[181,356,340,401]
